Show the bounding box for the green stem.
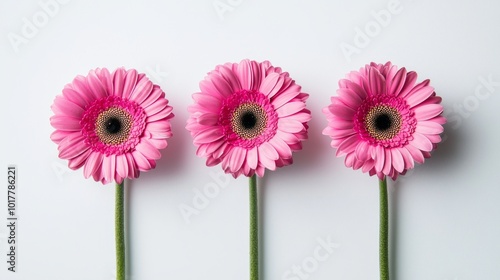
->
[116,181,125,280]
[249,175,259,280]
[379,177,389,280]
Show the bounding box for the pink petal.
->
[426,134,442,143]
[68,148,92,170]
[258,142,279,161]
[255,165,265,177]
[410,133,433,152]
[365,68,386,96]
[136,140,162,160]
[271,84,301,109]
[197,113,219,126]
[344,80,368,100]
[276,130,299,144]
[58,134,88,159]
[146,121,173,138]
[259,73,280,96]
[269,137,292,159]
[354,141,370,161]
[405,144,424,164]
[50,116,81,131]
[375,145,385,172]
[283,111,311,123]
[62,87,90,108]
[278,119,304,133]
[328,118,353,130]
[147,105,173,122]
[211,72,235,98]
[236,59,253,90]
[115,154,129,180]
[218,65,242,93]
[398,147,414,169]
[413,104,443,120]
[112,68,126,98]
[140,85,164,108]
[194,127,223,144]
[192,92,222,110]
[129,75,153,105]
[71,76,93,99]
[416,121,444,135]
[429,116,447,125]
[336,134,359,156]
[382,149,392,175]
[258,150,276,170]
[387,67,406,96]
[344,152,355,168]
[325,128,355,139]
[328,104,356,120]
[337,88,362,110]
[125,153,139,178]
[229,147,246,172]
[102,155,116,183]
[406,85,435,108]
[144,98,169,116]
[52,96,84,117]
[247,147,258,169]
[50,130,71,144]
[391,149,404,173]
[276,101,306,117]
[87,70,108,99]
[121,69,138,99]
[249,60,263,91]
[266,75,285,99]
[96,68,113,95]
[397,71,418,98]
[362,159,375,173]
[132,150,152,171]
[83,152,103,179]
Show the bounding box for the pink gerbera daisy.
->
[323,62,446,180]
[50,68,174,184]
[186,59,311,178]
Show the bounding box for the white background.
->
[1,0,500,279]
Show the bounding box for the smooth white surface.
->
[1,0,500,279]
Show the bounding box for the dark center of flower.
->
[95,107,133,145]
[240,111,257,129]
[231,103,267,139]
[374,114,391,131]
[364,105,402,140]
[105,117,122,134]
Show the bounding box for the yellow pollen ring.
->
[364,105,402,140]
[231,103,267,140]
[95,107,133,145]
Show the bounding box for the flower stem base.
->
[379,177,389,280]
[116,181,125,280]
[250,175,258,280]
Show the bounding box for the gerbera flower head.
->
[323,62,446,180]
[50,68,174,184]
[187,59,311,178]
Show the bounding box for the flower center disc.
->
[231,103,267,139]
[95,107,133,145]
[364,105,402,140]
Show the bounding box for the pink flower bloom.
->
[50,68,174,184]
[323,62,446,180]
[187,59,311,178]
